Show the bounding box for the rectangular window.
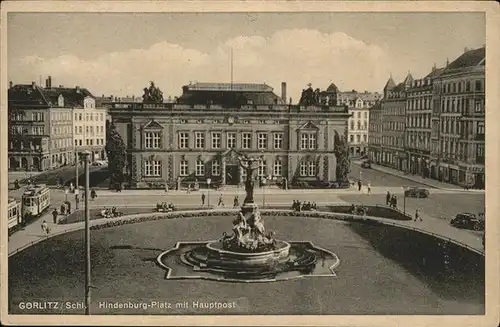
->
[273,133,283,149]
[145,132,161,149]
[75,140,78,147]
[475,80,482,92]
[356,135,360,143]
[144,160,161,177]
[195,132,205,149]
[301,134,308,150]
[363,135,367,143]
[212,161,220,176]
[242,133,252,149]
[180,160,188,176]
[211,132,221,149]
[195,160,205,176]
[179,132,189,149]
[308,161,316,176]
[475,100,483,112]
[258,160,266,177]
[79,139,82,146]
[258,133,268,150]
[273,160,282,177]
[227,132,236,149]
[477,122,485,135]
[308,133,316,150]
[300,162,308,176]
[350,135,354,143]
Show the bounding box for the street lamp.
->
[402,185,407,216]
[262,177,267,207]
[64,187,69,202]
[79,150,92,315]
[206,178,211,208]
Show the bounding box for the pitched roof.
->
[177,88,283,106]
[8,84,48,107]
[326,83,339,93]
[403,73,414,85]
[338,91,382,102]
[40,87,94,107]
[425,67,445,79]
[184,82,274,92]
[383,77,396,90]
[445,47,485,71]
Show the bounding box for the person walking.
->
[386,191,391,206]
[233,196,239,208]
[367,182,372,194]
[358,180,362,192]
[201,193,206,206]
[393,195,398,208]
[414,209,422,222]
[75,193,79,204]
[218,194,225,207]
[52,208,58,224]
[41,220,49,234]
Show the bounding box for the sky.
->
[8,12,485,101]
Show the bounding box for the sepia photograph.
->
[1,1,498,326]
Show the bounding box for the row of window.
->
[383,107,405,115]
[382,136,404,148]
[441,97,484,114]
[349,120,368,131]
[406,115,431,129]
[440,119,485,136]
[51,112,72,122]
[348,111,369,119]
[51,138,72,149]
[383,122,405,131]
[31,126,45,135]
[145,132,318,151]
[74,112,105,122]
[441,140,484,163]
[74,125,105,135]
[51,125,72,135]
[144,159,318,178]
[349,134,368,144]
[437,80,483,94]
[407,97,431,111]
[74,138,105,147]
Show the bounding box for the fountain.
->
[157,155,340,282]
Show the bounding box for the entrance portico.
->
[219,149,243,186]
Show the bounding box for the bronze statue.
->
[238,156,261,204]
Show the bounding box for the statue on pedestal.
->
[238,156,261,204]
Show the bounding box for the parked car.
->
[361,160,372,168]
[450,213,484,231]
[404,187,430,198]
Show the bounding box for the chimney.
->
[9,81,13,89]
[464,47,469,53]
[32,81,36,89]
[48,76,52,88]
[75,86,80,93]
[281,82,287,103]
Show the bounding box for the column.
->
[221,156,226,185]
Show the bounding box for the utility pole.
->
[82,151,91,315]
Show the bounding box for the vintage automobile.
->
[404,187,430,198]
[360,160,372,168]
[450,213,484,231]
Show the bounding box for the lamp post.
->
[206,178,211,208]
[64,187,69,202]
[262,177,267,208]
[80,151,91,315]
[403,185,406,215]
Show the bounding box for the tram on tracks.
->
[21,184,51,218]
[8,197,22,233]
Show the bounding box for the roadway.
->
[349,163,429,187]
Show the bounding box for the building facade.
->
[433,47,485,188]
[379,74,413,171]
[337,91,381,157]
[108,82,349,189]
[405,68,443,177]
[8,81,74,171]
[73,96,107,161]
[367,101,383,163]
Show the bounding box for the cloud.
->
[9,29,392,100]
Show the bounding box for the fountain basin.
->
[205,240,291,268]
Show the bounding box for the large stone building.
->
[432,47,485,188]
[405,67,444,177]
[367,101,383,163]
[379,74,413,171]
[338,90,382,156]
[8,80,74,171]
[108,82,349,189]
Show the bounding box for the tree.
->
[333,130,351,182]
[142,81,164,103]
[105,121,127,189]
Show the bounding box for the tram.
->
[8,197,22,232]
[22,184,51,218]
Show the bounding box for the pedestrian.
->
[60,203,66,216]
[201,193,206,206]
[75,194,79,204]
[52,208,58,224]
[386,191,391,206]
[91,189,97,200]
[41,220,48,234]
[187,184,191,194]
[218,194,224,207]
[414,209,419,222]
[233,196,239,208]
[393,195,398,208]
[358,180,362,191]
[367,182,371,194]
[165,183,169,193]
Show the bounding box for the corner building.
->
[109,82,349,188]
